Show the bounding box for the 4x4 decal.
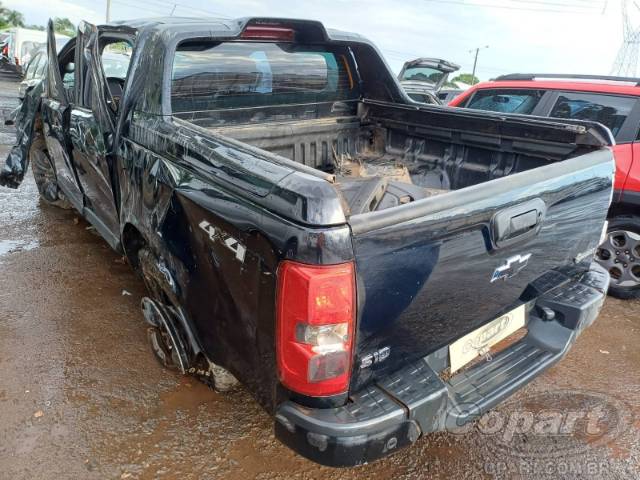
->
[199,220,246,263]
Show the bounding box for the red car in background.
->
[450,74,640,299]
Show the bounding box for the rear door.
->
[68,21,133,247]
[41,20,85,209]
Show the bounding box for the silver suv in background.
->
[398,57,459,104]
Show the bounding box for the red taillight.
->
[2,45,8,56]
[14,56,19,65]
[276,261,355,397]
[240,25,295,41]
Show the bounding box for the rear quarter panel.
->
[117,114,354,411]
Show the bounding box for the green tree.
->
[52,17,75,36]
[451,73,480,86]
[0,2,25,29]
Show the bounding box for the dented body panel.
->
[0,17,616,466]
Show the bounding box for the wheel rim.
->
[596,229,640,288]
[147,326,180,370]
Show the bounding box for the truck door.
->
[68,21,133,248]
[41,20,85,210]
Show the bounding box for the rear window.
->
[549,92,636,138]
[401,66,445,85]
[171,41,359,124]
[465,89,545,114]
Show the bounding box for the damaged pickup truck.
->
[1,17,615,466]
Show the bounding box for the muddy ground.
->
[0,73,639,480]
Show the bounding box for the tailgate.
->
[348,149,613,391]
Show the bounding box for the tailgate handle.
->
[492,198,546,248]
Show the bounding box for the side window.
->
[549,92,636,138]
[35,54,47,79]
[59,51,75,103]
[81,38,133,111]
[101,41,132,80]
[24,54,40,79]
[465,89,545,114]
[100,40,132,111]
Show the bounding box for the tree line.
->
[0,2,75,36]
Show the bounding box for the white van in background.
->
[1,28,69,73]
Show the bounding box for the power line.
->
[111,0,165,16]
[111,0,230,19]
[133,0,229,18]
[507,0,604,5]
[421,0,604,14]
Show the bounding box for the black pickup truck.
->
[1,17,614,466]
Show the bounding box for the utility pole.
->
[106,0,111,22]
[470,45,489,85]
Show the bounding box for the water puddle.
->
[0,239,39,257]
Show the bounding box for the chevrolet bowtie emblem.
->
[491,254,532,282]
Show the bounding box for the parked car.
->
[0,32,10,62]
[0,27,69,73]
[450,74,640,299]
[398,57,459,104]
[18,48,47,100]
[437,87,463,103]
[0,19,614,466]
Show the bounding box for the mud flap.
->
[0,81,44,188]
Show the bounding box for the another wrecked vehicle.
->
[0,17,615,466]
[398,57,459,104]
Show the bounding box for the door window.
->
[465,89,545,114]
[549,92,636,138]
[56,43,76,103]
[35,54,47,79]
[61,60,75,100]
[101,41,132,80]
[24,53,42,79]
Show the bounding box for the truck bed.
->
[205,102,596,216]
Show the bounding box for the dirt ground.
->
[0,73,639,480]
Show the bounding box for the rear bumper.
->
[274,263,609,467]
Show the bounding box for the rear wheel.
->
[595,215,640,299]
[147,326,182,371]
[138,249,239,392]
[30,137,71,209]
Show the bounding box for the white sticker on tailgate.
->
[449,305,526,374]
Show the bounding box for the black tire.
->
[30,137,72,209]
[595,215,640,300]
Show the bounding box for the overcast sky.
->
[2,0,633,80]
